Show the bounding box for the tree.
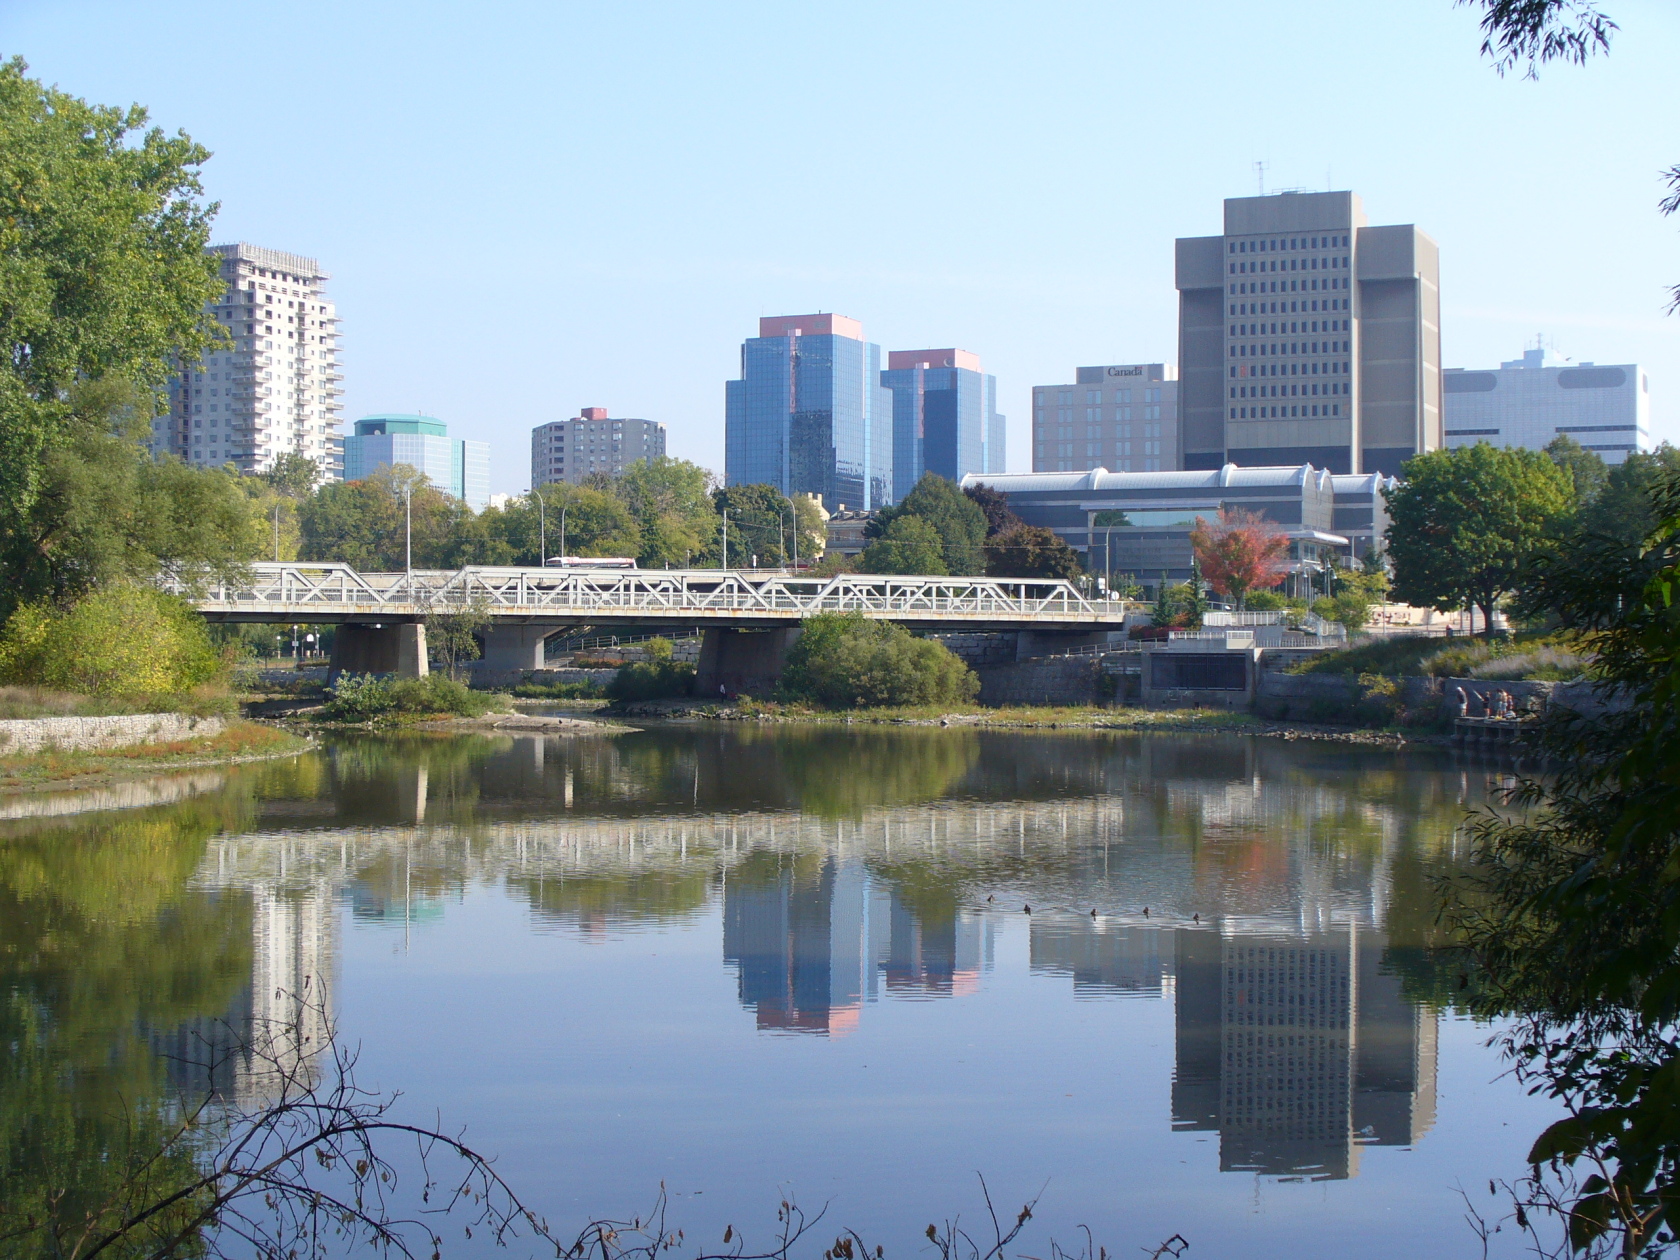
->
[261,451,322,499]
[424,595,492,678]
[613,457,718,567]
[0,585,222,696]
[868,473,987,575]
[857,516,948,575]
[1576,443,1680,547]
[779,612,978,709]
[0,60,223,557]
[0,378,259,615]
[302,469,519,570]
[984,525,1083,580]
[1383,444,1572,637]
[1544,434,1609,507]
[963,483,1022,537]
[1188,507,1290,608]
[711,483,820,568]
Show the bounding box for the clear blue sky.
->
[9,0,1679,494]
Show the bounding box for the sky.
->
[8,0,1680,496]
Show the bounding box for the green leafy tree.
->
[1544,433,1609,507]
[0,60,223,562]
[261,451,322,499]
[868,473,987,575]
[613,457,718,567]
[711,483,821,567]
[300,468,515,569]
[779,612,978,708]
[1383,443,1572,638]
[2,379,258,615]
[857,516,948,575]
[0,585,222,696]
[984,524,1083,580]
[1576,443,1680,546]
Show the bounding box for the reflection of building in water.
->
[1030,920,1165,998]
[153,883,336,1107]
[1171,925,1437,1180]
[722,854,995,1034]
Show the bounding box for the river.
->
[0,724,1558,1258]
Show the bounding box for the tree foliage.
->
[780,612,979,709]
[1447,464,1680,1257]
[1383,443,1572,636]
[868,474,987,575]
[857,515,948,576]
[613,457,717,567]
[1545,434,1610,507]
[712,483,823,568]
[963,483,1022,537]
[0,585,222,696]
[1188,507,1289,607]
[0,59,222,553]
[984,524,1083,580]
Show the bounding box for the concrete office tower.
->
[1031,364,1178,472]
[881,348,1004,495]
[532,407,667,488]
[151,244,344,479]
[725,314,892,510]
[1444,347,1651,464]
[1176,191,1441,476]
[344,414,490,509]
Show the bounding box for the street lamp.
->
[782,494,800,571]
[532,487,546,565]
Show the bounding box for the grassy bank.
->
[0,720,309,791]
[1290,631,1586,680]
[0,684,234,720]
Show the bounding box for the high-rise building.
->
[725,314,891,510]
[531,407,667,488]
[881,348,1004,494]
[1444,346,1651,464]
[150,243,344,479]
[343,414,490,509]
[1031,364,1178,472]
[1176,191,1441,476]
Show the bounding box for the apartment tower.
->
[532,407,668,488]
[152,244,343,479]
[725,314,891,510]
[1176,191,1440,476]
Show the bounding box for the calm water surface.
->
[0,726,1559,1258]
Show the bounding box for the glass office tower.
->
[881,348,1004,497]
[725,314,891,511]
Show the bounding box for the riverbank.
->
[609,699,1449,747]
[0,720,311,794]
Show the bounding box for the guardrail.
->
[165,563,1120,626]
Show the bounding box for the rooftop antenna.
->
[1254,161,1267,195]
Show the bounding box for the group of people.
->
[1454,685,1520,720]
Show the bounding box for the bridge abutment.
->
[695,627,802,698]
[479,624,555,672]
[329,622,428,680]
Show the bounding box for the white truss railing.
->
[165,563,1125,627]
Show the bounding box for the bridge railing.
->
[165,563,1112,622]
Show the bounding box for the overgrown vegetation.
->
[321,673,496,722]
[1288,630,1584,680]
[0,586,226,699]
[509,679,606,700]
[778,613,979,709]
[605,638,695,703]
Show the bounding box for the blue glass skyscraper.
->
[880,349,1005,498]
[725,314,891,510]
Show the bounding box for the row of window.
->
[1039,387,1163,406]
[1231,404,1343,419]
[1231,383,1347,398]
[1233,323,1346,341]
[1230,235,1350,254]
[1231,255,1346,276]
[1233,342,1347,359]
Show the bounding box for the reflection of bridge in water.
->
[190,757,1443,1177]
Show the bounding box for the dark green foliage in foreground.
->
[779,613,978,709]
[322,673,494,722]
[1447,465,1680,1256]
[605,660,696,703]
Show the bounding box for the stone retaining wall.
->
[976,657,1104,707]
[0,713,226,755]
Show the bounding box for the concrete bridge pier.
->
[329,622,428,680]
[695,627,802,698]
[479,624,557,672]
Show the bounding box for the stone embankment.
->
[0,712,226,755]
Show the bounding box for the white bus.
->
[543,556,638,569]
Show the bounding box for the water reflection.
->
[0,723,1495,1235]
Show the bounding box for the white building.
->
[1443,346,1651,464]
[151,244,344,479]
[532,407,667,488]
[1032,364,1179,473]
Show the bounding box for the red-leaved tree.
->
[1188,507,1290,608]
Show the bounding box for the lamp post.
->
[533,488,546,566]
[782,494,800,572]
[402,479,413,582]
[558,498,569,562]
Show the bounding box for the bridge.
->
[169,563,1129,686]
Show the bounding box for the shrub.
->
[779,612,979,709]
[510,680,605,699]
[322,672,495,721]
[606,658,695,702]
[0,586,223,697]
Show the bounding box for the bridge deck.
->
[170,563,1129,631]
